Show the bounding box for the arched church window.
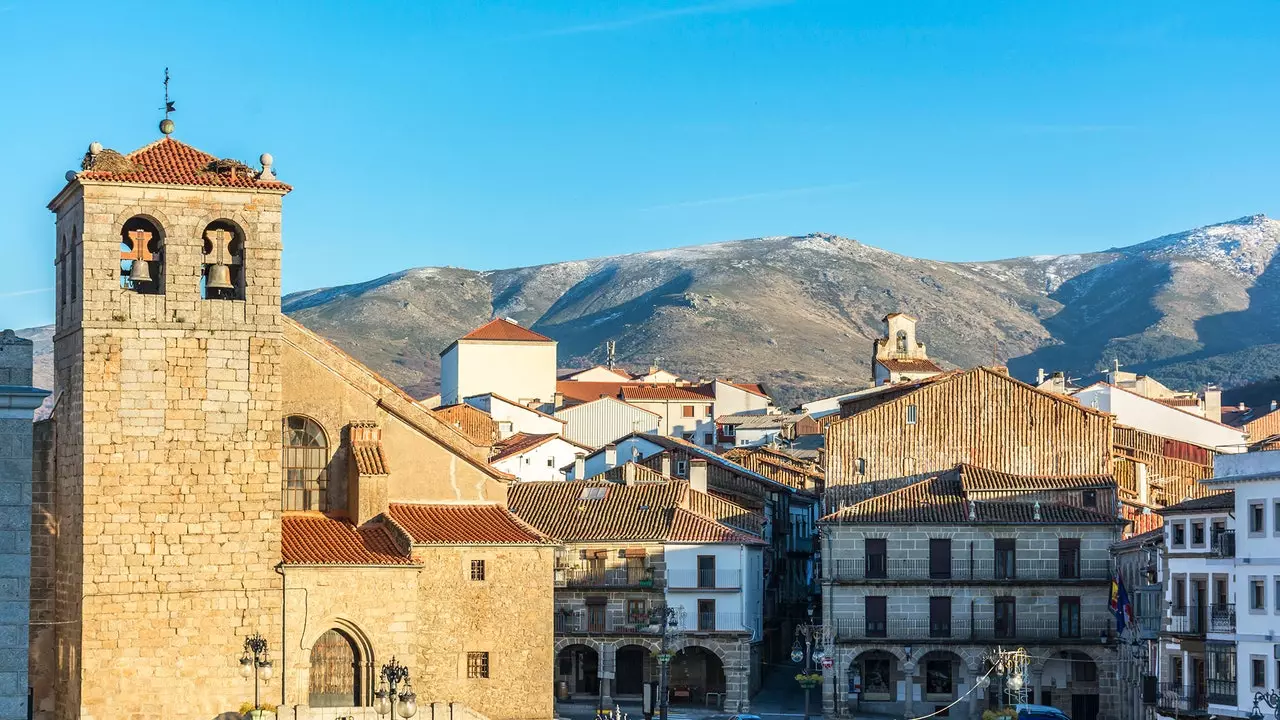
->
[120,217,164,295]
[201,220,245,300]
[895,330,908,354]
[309,629,362,707]
[283,416,328,512]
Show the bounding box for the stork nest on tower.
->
[81,148,138,173]
[201,158,255,182]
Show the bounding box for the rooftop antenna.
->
[605,340,617,370]
[159,67,176,136]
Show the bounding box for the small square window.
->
[856,458,867,475]
[470,559,486,581]
[1082,489,1097,508]
[703,433,714,446]
[467,652,490,679]
[1251,579,1265,610]
[547,457,555,467]
[676,460,688,476]
[1274,501,1280,534]
[1172,522,1186,547]
[906,404,918,425]
[682,405,695,418]
[1191,521,1205,546]
[1251,502,1265,534]
[1252,657,1265,689]
[704,406,713,417]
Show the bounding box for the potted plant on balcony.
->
[639,566,654,588]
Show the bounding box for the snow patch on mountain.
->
[1124,214,1280,277]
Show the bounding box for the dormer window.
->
[201,221,245,300]
[120,217,164,295]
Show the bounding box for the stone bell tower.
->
[41,122,290,720]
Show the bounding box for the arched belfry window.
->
[120,217,164,294]
[309,629,362,707]
[202,220,245,300]
[283,416,328,512]
[895,330,908,354]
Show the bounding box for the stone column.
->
[1031,669,1044,708]
[0,331,48,720]
[725,663,750,712]
[902,660,916,719]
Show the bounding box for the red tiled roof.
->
[1156,397,1201,408]
[557,381,630,404]
[957,464,1114,492]
[459,318,553,343]
[876,357,943,373]
[78,138,292,191]
[620,385,714,401]
[388,503,550,544]
[507,481,762,544]
[491,432,558,463]
[282,515,412,566]
[821,469,1122,525]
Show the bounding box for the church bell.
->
[205,263,234,291]
[128,259,153,284]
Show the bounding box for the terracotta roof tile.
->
[957,464,1114,492]
[388,503,549,544]
[620,385,715,401]
[78,138,292,191]
[352,442,390,475]
[491,432,558,463]
[282,515,412,566]
[1157,397,1202,408]
[459,318,553,343]
[507,481,762,544]
[821,468,1122,525]
[876,357,943,373]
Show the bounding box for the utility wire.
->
[905,666,997,720]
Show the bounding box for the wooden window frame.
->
[470,559,486,582]
[467,652,490,679]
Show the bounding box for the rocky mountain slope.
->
[20,214,1280,410]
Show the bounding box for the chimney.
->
[573,453,585,480]
[604,444,617,469]
[553,391,564,409]
[1239,402,1247,411]
[623,462,637,485]
[688,458,708,494]
[660,452,671,477]
[1037,368,1046,385]
[1272,400,1278,412]
[1203,386,1221,422]
[346,421,389,526]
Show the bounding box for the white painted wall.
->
[1075,383,1247,452]
[466,394,564,439]
[627,398,716,447]
[441,340,556,408]
[571,436,665,479]
[664,543,762,640]
[713,381,772,417]
[563,366,632,382]
[492,437,588,482]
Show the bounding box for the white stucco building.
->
[464,392,565,439]
[439,318,557,407]
[489,432,593,482]
[1073,382,1247,452]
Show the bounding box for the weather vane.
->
[159,67,176,135]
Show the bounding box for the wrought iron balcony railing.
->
[1210,530,1235,558]
[555,567,662,589]
[667,569,742,590]
[833,616,1112,642]
[1166,605,1233,636]
[555,610,753,636]
[1157,682,1208,714]
[1207,679,1237,706]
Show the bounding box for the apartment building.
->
[507,479,765,713]
[820,467,1123,720]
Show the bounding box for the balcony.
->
[555,610,752,636]
[833,616,1112,643]
[1210,530,1235,558]
[667,569,742,590]
[1167,605,1234,636]
[787,536,815,555]
[555,567,662,589]
[830,557,1111,583]
[1207,679,1237,706]
[1156,682,1208,715]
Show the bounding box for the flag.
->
[1110,574,1132,633]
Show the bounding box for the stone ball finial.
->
[65,170,78,182]
[159,118,175,135]
[258,152,276,181]
[88,141,103,156]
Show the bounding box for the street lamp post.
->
[792,619,823,720]
[375,657,419,720]
[652,604,681,720]
[239,633,274,713]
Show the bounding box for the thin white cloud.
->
[0,287,52,298]
[641,181,861,211]
[530,0,789,38]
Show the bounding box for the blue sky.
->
[2,0,1278,328]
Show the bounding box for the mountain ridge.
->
[18,214,1280,410]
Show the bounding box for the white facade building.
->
[1074,382,1247,452]
[439,318,557,407]
[664,542,765,641]
[489,432,593,482]
[464,392,565,439]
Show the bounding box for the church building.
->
[30,126,555,720]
